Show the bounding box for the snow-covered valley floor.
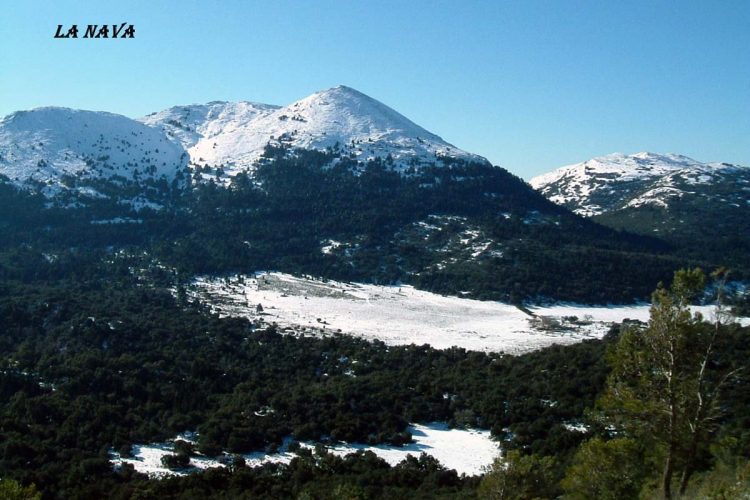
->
[111,423,499,478]
[189,272,748,355]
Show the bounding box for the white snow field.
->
[139,101,281,152]
[141,85,486,174]
[111,423,499,478]
[189,272,748,355]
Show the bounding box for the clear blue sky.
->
[1,0,748,179]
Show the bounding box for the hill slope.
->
[0,102,700,303]
[530,152,749,217]
[139,101,280,152]
[140,86,486,174]
[530,152,750,268]
[0,107,187,196]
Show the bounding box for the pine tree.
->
[597,268,737,498]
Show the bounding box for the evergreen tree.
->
[479,450,560,499]
[0,479,41,500]
[561,437,648,500]
[597,268,737,498]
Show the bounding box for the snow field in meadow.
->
[186,272,750,355]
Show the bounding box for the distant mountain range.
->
[0,85,484,199]
[530,152,749,217]
[531,152,750,268]
[0,88,747,302]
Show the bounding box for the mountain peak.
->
[0,87,488,195]
[530,152,748,216]
[2,106,115,128]
[312,85,368,97]
[321,84,363,94]
[280,85,445,144]
[306,85,392,107]
[144,87,486,173]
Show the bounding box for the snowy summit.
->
[530,152,749,217]
[0,86,487,197]
[140,85,487,174]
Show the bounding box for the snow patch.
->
[111,423,499,478]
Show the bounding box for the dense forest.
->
[594,197,750,272]
[0,254,613,497]
[0,263,749,498]
[2,150,750,498]
[1,149,735,305]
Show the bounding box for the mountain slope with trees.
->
[0,146,691,304]
[531,152,750,271]
[1,89,749,498]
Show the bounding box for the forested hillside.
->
[1,256,749,497]
[0,252,610,497]
[1,148,708,305]
[531,152,750,273]
[1,115,749,499]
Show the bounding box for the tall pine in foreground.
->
[593,268,737,498]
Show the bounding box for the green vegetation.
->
[478,269,750,500]
[1,149,749,498]
[0,479,41,500]
[2,261,748,498]
[594,194,750,273]
[0,151,694,304]
[0,259,611,497]
[479,450,560,499]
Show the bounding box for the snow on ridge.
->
[530,152,748,215]
[138,101,280,150]
[624,186,686,209]
[144,85,487,173]
[531,152,705,189]
[0,106,187,192]
[2,86,488,193]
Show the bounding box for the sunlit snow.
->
[141,86,485,174]
[188,272,747,355]
[111,423,499,478]
[0,107,186,192]
[530,152,748,216]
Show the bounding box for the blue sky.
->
[1,0,748,179]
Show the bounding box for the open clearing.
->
[188,272,748,354]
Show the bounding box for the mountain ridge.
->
[530,152,749,217]
[0,106,187,197]
[0,86,487,196]
[530,151,750,270]
[140,85,486,173]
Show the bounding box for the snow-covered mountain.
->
[530,152,750,217]
[0,107,187,195]
[140,85,486,173]
[0,86,486,198]
[0,105,710,303]
[139,101,280,151]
